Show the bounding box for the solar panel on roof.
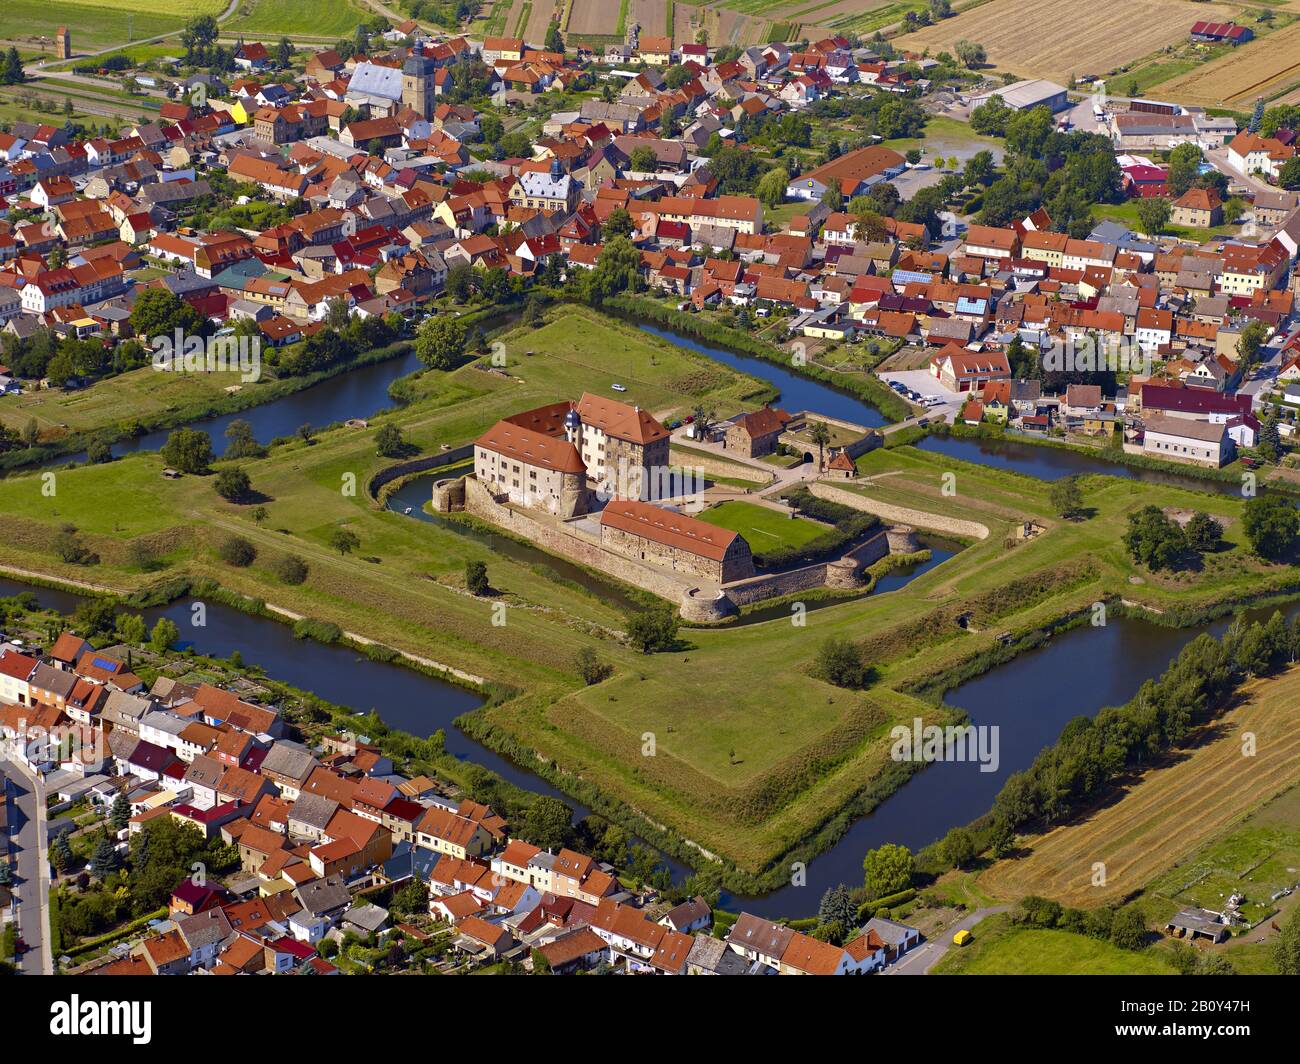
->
[91,656,117,671]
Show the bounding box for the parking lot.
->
[875,368,966,424]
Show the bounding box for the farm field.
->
[2,0,200,55]
[630,0,672,38]
[694,500,829,550]
[1156,19,1300,107]
[567,0,622,36]
[977,667,1300,907]
[224,0,372,39]
[904,0,1238,85]
[933,916,1178,974]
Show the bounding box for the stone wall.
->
[809,482,989,540]
[464,476,690,602]
[722,530,889,606]
[368,444,474,499]
[668,446,775,488]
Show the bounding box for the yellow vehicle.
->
[953,929,972,947]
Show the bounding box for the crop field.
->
[567,0,622,36]
[630,0,672,37]
[977,667,1300,907]
[905,0,1239,85]
[225,0,371,39]
[1157,19,1300,107]
[695,500,829,550]
[2,0,202,54]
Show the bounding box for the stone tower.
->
[55,27,71,60]
[563,407,583,451]
[401,41,436,121]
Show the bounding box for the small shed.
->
[1165,907,1229,943]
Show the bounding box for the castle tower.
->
[55,27,71,60]
[564,407,583,451]
[401,41,436,121]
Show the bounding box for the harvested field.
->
[568,0,622,36]
[905,0,1238,84]
[631,0,671,37]
[978,666,1300,908]
[524,0,562,42]
[1157,20,1300,107]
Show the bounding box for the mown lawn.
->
[934,916,1178,975]
[225,0,371,38]
[5,0,200,52]
[694,500,827,550]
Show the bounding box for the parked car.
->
[611,383,627,392]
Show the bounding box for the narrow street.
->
[2,757,53,975]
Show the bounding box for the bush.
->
[465,559,489,595]
[813,636,870,688]
[218,535,257,567]
[575,646,613,684]
[625,607,680,653]
[271,554,309,585]
[293,617,342,643]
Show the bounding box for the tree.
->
[218,535,257,567]
[575,646,612,685]
[584,236,643,303]
[224,419,266,459]
[129,287,204,342]
[1165,143,1202,198]
[625,607,680,653]
[603,207,633,239]
[296,423,315,445]
[277,36,293,69]
[969,93,1010,136]
[375,423,407,458]
[1258,411,1281,462]
[464,559,489,595]
[116,613,147,646]
[214,467,251,502]
[813,636,869,688]
[1278,157,1300,191]
[1242,494,1298,559]
[809,420,831,470]
[1135,196,1171,235]
[629,146,658,173]
[863,843,913,898]
[1123,505,1187,570]
[1236,319,1269,370]
[109,792,132,831]
[1049,475,1083,519]
[755,166,789,208]
[954,39,986,68]
[150,617,180,653]
[1274,910,1300,974]
[939,826,977,869]
[327,528,360,556]
[415,314,467,370]
[544,21,564,54]
[523,795,570,850]
[1109,905,1146,950]
[1184,512,1223,552]
[21,418,40,448]
[160,428,214,474]
[0,46,24,86]
[818,884,857,930]
[1249,96,1265,133]
[530,947,552,974]
[51,830,74,874]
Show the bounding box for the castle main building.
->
[473,394,671,517]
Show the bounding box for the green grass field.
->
[695,500,828,550]
[225,0,372,40]
[1091,200,1242,243]
[4,0,198,53]
[934,916,1178,975]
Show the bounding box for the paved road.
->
[2,757,53,975]
[885,905,1008,975]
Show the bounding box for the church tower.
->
[401,41,436,121]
